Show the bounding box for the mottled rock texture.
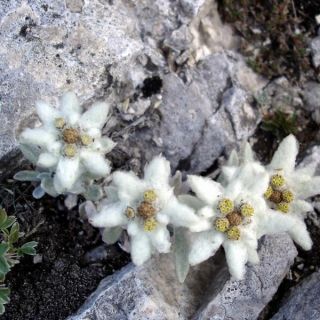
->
[271,271,320,320]
[0,0,260,178]
[68,234,297,320]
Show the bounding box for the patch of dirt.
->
[0,178,130,320]
[217,0,318,83]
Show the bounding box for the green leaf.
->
[102,227,122,245]
[174,228,190,283]
[41,177,58,197]
[32,186,45,199]
[0,256,10,277]
[19,143,40,164]
[0,244,9,257]
[0,216,16,230]
[0,209,7,227]
[0,286,10,315]
[83,185,103,201]
[0,287,10,303]
[14,170,40,182]
[8,223,20,244]
[18,241,38,256]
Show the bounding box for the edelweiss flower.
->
[19,92,115,194]
[187,163,269,280]
[89,156,206,265]
[221,135,318,250]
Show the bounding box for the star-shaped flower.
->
[89,156,206,266]
[221,135,318,250]
[187,163,269,280]
[19,92,115,194]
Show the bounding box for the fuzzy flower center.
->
[54,117,94,158]
[264,174,294,214]
[125,189,159,232]
[214,198,254,240]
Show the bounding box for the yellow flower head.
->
[143,189,157,203]
[54,117,66,129]
[270,174,285,189]
[64,144,77,158]
[144,217,157,232]
[282,190,294,203]
[264,186,273,199]
[218,198,234,215]
[214,218,230,232]
[227,226,241,240]
[240,203,254,217]
[277,202,290,213]
[80,134,93,146]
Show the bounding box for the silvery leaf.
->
[174,227,190,283]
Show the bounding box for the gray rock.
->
[302,82,320,124]
[271,271,320,320]
[68,234,297,320]
[121,53,261,174]
[0,0,206,170]
[310,36,320,68]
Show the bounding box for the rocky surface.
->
[271,271,320,320]
[0,0,261,178]
[310,35,320,68]
[68,234,297,320]
[302,82,320,124]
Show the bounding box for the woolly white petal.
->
[291,200,313,215]
[149,226,171,253]
[112,171,146,203]
[178,195,205,210]
[223,241,248,280]
[294,176,320,199]
[269,134,298,174]
[144,156,171,188]
[232,163,269,196]
[247,249,259,264]
[37,152,59,168]
[220,166,237,185]
[53,157,81,193]
[80,150,110,177]
[188,231,224,265]
[197,206,216,219]
[242,142,254,163]
[20,128,56,148]
[187,175,223,206]
[227,149,239,166]
[288,219,312,250]
[36,101,60,125]
[79,102,110,130]
[89,202,127,228]
[160,197,205,231]
[92,137,116,154]
[60,92,82,125]
[130,233,152,266]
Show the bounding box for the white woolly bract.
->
[19,92,114,195]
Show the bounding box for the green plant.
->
[261,110,297,139]
[0,208,37,314]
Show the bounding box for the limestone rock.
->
[271,271,320,320]
[310,36,320,68]
[68,234,297,320]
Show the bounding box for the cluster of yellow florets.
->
[264,173,294,213]
[214,198,255,240]
[54,117,94,158]
[123,189,159,232]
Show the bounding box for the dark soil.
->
[217,0,319,82]
[0,178,130,320]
